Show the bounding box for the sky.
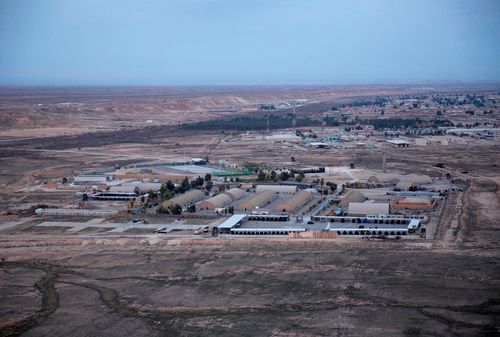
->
[0,0,499,85]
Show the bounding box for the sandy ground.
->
[0,86,499,336]
[0,176,499,336]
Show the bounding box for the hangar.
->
[274,191,312,213]
[236,191,278,211]
[347,202,390,216]
[161,189,205,208]
[256,185,297,194]
[199,188,247,210]
[339,190,366,208]
[199,193,233,210]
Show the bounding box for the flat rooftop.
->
[397,196,434,203]
[218,214,247,229]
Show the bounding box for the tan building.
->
[274,191,312,213]
[225,188,246,201]
[198,194,233,210]
[394,196,436,209]
[198,188,247,210]
[236,191,278,211]
[255,185,297,194]
[339,190,366,208]
[348,202,390,215]
[368,174,400,184]
[161,189,205,208]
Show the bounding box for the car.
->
[195,226,210,235]
[307,221,315,225]
[154,227,169,233]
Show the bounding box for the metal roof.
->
[408,219,421,229]
[230,228,306,232]
[330,228,409,233]
[236,191,278,211]
[218,214,247,229]
[256,185,297,194]
[348,202,390,215]
[274,191,312,212]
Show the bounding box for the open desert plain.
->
[0,85,499,337]
[1,0,500,336]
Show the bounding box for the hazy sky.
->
[0,0,499,85]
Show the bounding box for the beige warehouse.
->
[255,185,297,194]
[225,188,246,200]
[348,202,390,215]
[161,189,205,208]
[199,193,233,210]
[274,191,312,213]
[236,191,278,211]
[339,190,366,208]
[198,188,247,210]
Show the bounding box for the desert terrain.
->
[0,85,499,336]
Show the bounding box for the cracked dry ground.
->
[0,240,498,337]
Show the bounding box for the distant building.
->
[90,191,137,201]
[339,190,366,208]
[236,191,278,211]
[310,142,329,148]
[394,196,437,209]
[199,194,232,210]
[35,208,118,217]
[161,189,205,209]
[348,202,390,216]
[387,139,411,147]
[74,175,111,185]
[274,191,312,213]
[191,158,207,165]
[199,187,246,211]
[255,185,297,194]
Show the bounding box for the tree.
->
[257,170,266,181]
[206,181,213,192]
[187,204,196,213]
[170,204,182,215]
[148,190,157,200]
[181,177,190,191]
[204,173,212,183]
[195,176,204,186]
[279,171,290,181]
[228,205,234,214]
[320,178,324,186]
[166,180,175,191]
[296,172,305,182]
